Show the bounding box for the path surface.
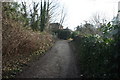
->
[16,40,79,78]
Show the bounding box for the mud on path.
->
[16,40,79,78]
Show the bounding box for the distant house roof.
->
[49,23,63,30]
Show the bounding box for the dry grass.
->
[2,18,55,78]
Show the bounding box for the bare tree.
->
[59,6,67,26]
[44,0,67,31]
[91,13,100,25]
[89,12,108,28]
[19,0,66,31]
[48,0,61,23]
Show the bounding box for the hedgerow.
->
[73,24,120,79]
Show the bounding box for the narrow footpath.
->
[16,40,79,78]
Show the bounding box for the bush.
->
[55,29,71,40]
[2,18,54,78]
[70,31,79,39]
[73,35,120,79]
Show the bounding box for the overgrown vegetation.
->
[73,21,120,78]
[2,1,50,32]
[2,18,54,78]
[53,28,71,40]
[2,1,57,78]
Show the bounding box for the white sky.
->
[59,0,120,30]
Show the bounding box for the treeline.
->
[72,21,120,78]
[2,1,58,78]
[2,0,53,32]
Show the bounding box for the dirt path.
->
[16,40,79,78]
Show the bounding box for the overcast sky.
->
[59,0,120,30]
[16,0,120,30]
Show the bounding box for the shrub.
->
[56,29,71,40]
[73,35,119,79]
[2,18,54,78]
[70,31,79,39]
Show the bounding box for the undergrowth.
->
[2,18,55,78]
